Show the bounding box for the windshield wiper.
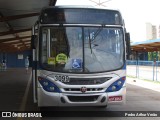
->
[88,26,103,54]
[92,27,103,42]
[88,29,93,54]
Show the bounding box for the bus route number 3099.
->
[54,75,70,83]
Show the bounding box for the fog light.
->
[61,97,65,103]
[101,96,106,103]
[112,86,116,91]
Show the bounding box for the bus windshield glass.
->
[40,26,124,73]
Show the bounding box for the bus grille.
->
[67,95,99,102]
[64,88,103,92]
[62,77,112,85]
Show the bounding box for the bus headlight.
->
[43,81,48,86]
[49,86,55,91]
[111,86,116,91]
[106,77,125,92]
[117,81,122,86]
[38,76,61,93]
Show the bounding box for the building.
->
[146,23,157,40]
[158,25,160,38]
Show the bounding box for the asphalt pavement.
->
[0,68,160,120]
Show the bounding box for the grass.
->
[127,75,160,84]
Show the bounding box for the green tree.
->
[148,51,159,61]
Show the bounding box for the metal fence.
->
[127,60,160,82]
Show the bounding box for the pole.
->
[153,60,155,81]
[136,51,139,78]
[156,52,158,81]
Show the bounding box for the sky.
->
[56,0,160,42]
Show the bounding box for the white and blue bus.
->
[31,6,130,107]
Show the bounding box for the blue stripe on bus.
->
[122,63,126,70]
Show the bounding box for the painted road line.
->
[16,72,31,120]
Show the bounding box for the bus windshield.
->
[40,26,124,73]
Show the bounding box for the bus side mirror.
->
[125,33,131,59]
[31,35,37,49]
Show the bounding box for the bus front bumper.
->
[37,87,126,107]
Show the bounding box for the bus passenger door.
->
[31,35,37,103]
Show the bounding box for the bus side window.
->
[42,30,47,63]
